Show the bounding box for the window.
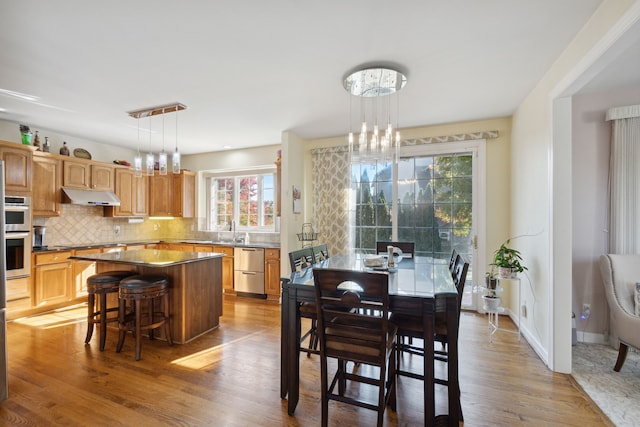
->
[205,169,275,230]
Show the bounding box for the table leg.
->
[280,283,289,399]
[446,295,460,426]
[287,288,301,415]
[423,299,435,425]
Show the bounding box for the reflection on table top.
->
[289,254,457,297]
[69,249,224,267]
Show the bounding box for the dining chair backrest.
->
[451,254,463,280]
[448,249,459,273]
[288,247,314,272]
[311,244,330,264]
[375,241,415,259]
[313,268,391,365]
[452,259,469,317]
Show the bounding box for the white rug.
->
[572,343,640,426]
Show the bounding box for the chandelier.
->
[343,67,407,161]
[127,102,186,176]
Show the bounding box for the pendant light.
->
[158,108,168,175]
[133,120,142,177]
[145,115,155,176]
[172,106,181,173]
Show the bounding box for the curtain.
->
[608,106,640,254]
[311,147,351,255]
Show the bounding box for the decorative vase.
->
[483,295,501,311]
[498,267,514,279]
[21,133,32,146]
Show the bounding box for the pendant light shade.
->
[127,102,187,175]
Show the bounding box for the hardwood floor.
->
[0,296,609,426]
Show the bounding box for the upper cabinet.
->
[149,170,195,217]
[63,158,114,190]
[33,152,61,217]
[0,141,33,195]
[105,168,149,217]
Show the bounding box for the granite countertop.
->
[69,248,224,267]
[34,239,280,253]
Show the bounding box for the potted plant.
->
[491,239,527,279]
[482,271,500,311]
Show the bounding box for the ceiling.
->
[0,1,618,155]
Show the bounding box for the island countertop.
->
[70,249,224,267]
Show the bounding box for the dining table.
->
[280,253,461,426]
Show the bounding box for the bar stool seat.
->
[116,274,173,361]
[85,270,136,351]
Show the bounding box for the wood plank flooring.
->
[0,296,610,426]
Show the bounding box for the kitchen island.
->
[70,249,224,344]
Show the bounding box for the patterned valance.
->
[310,130,499,155]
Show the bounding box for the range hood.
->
[62,187,121,206]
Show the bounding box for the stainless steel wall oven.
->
[4,196,31,279]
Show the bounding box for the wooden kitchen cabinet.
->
[173,170,195,218]
[105,168,149,217]
[264,248,281,299]
[34,251,72,307]
[149,170,195,217]
[63,159,114,190]
[169,243,195,252]
[149,174,173,216]
[32,152,62,217]
[214,246,235,293]
[72,248,101,298]
[0,141,33,195]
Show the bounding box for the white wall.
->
[0,118,136,162]
[572,87,640,342]
[511,0,636,373]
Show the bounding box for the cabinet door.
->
[264,248,281,298]
[149,174,173,216]
[0,145,32,194]
[33,155,61,217]
[169,243,195,252]
[35,262,72,306]
[133,175,149,216]
[63,160,90,188]
[112,168,134,216]
[72,248,101,297]
[91,164,114,190]
[214,246,235,293]
[173,171,195,218]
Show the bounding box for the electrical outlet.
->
[114,225,120,235]
[581,303,591,320]
[521,304,527,318]
[153,223,159,231]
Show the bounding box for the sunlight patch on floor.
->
[171,329,266,369]
[12,304,87,329]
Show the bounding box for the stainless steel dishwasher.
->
[234,247,265,295]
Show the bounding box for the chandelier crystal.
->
[344,67,406,161]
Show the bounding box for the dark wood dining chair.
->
[311,243,330,264]
[375,241,415,259]
[448,249,459,274]
[391,258,468,421]
[313,268,397,427]
[288,247,314,272]
[288,247,318,356]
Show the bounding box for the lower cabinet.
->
[72,248,101,298]
[265,248,281,300]
[34,251,72,307]
[213,246,235,293]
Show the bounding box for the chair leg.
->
[164,292,173,346]
[134,299,142,361]
[85,293,95,344]
[148,298,155,340]
[99,293,108,351]
[320,356,329,427]
[614,342,629,372]
[116,298,127,353]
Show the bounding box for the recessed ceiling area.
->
[0,1,604,155]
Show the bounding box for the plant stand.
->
[296,223,318,248]
[482,277,521,343]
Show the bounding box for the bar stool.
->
[85,270,136,351]
[116,274,173,361]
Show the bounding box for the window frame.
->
[204,167,276,231]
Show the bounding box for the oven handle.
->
[5,232,30,239]
[5,205,30,211]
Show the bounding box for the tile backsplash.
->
[34,205,280,246]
